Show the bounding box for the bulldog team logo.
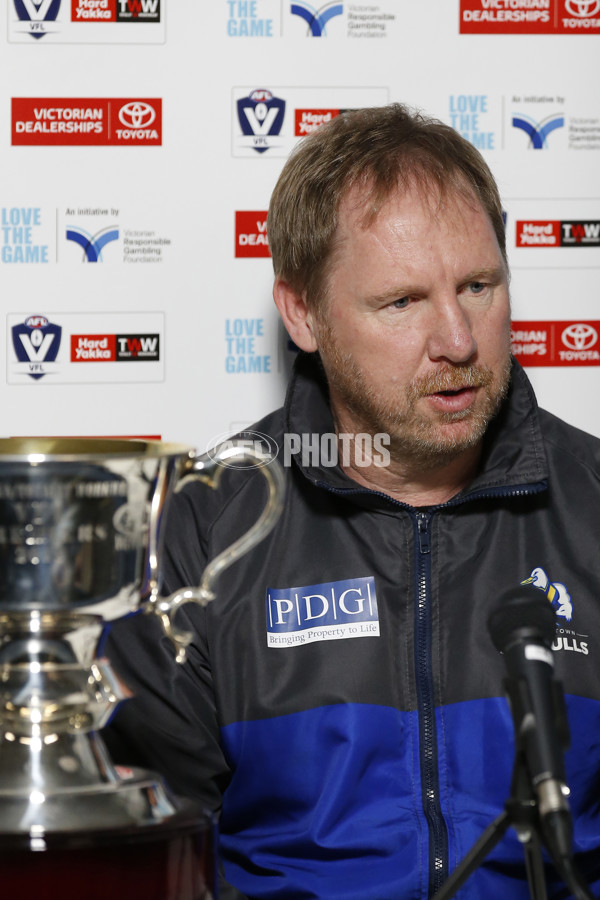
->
[521,567,590,655]
[521,566,573,621]
[236,89,286,154]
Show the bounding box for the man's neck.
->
[329,405,482,506]
[338,446,481,507]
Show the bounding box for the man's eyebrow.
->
[364,285,423,306]
[460,266,507,283]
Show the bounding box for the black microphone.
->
[488,588,573,863]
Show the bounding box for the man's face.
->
[311,181,512,469]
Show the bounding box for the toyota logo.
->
[118,102,156,129]
[565,0,600,17]
[561,323,598,350]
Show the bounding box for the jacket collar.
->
[284,351,548,506]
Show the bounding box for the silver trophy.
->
[0,437,284,899]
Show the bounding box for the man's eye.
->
[390,296,411,310]
[468,282,486,294]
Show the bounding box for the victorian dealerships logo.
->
[267,576,379,647]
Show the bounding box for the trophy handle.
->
[151,442,285,662]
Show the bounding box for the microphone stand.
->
[432,750,594,900]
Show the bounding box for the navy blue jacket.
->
[105,353,600,899]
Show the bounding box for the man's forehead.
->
[341,176,486,228]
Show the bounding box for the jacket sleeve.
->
[102,485,231,813]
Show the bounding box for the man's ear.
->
[273,277,319,353]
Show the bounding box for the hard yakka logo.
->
[517,220,600,247]
[71,333,159,361]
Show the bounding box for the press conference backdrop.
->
[2,0,599,449]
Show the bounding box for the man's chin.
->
[387,416,489,468]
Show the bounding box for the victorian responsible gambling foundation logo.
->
[236,89,286,154]
[11,315,62,381]
[290,1,343,35]
[512,113,564,148]
[66,225,119,261]
[11,98,162,146]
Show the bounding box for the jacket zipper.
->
[414,511,448,897]
[316,479,547,895]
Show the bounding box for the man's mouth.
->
[426,385,479,413]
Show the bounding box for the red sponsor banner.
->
[516,220,561,247]
[72,0,116,21]
[11,98,162,146]
[71,334,117,361]
[511,320,600,366]
[235,211,270,258]
[460,0,600,35]
[295,109,341,136]
[13,434,162,440]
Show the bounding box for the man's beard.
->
[317,324,512,471]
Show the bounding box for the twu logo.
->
[291,1,343,35]
[66,226,119,262]
[512,113,565,149]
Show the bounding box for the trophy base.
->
[0,810,214,900]
[0,769,215,900]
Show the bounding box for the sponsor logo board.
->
[8,312,165,382]
[232,86,388,157]
[507,95,600,152]
[11,98,162,146]
[9,0,164,42]
[1,206,172,264]
[235,211,269,257]
[226,0,397,38]
[516,220,600,247]
[460,0,600,34]
[511,320,600,366]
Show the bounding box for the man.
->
[105,105,600,898]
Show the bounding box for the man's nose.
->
[426,296,478,364]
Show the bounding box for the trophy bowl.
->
[0,437,284,899]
